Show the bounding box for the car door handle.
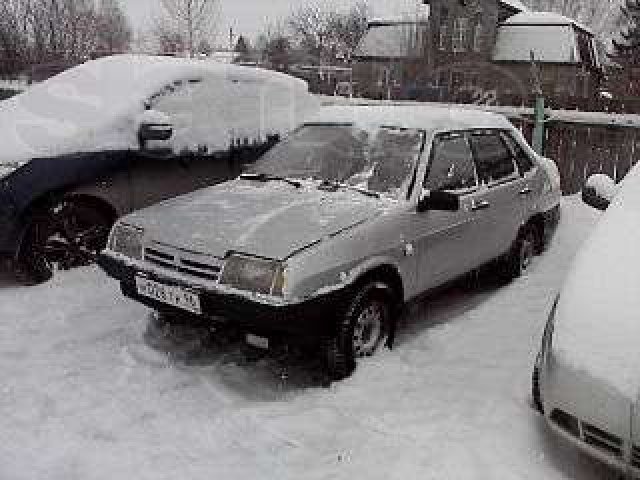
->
[471,200,491,211]
[519,187,533,195]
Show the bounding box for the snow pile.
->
[553,163,640,400]
[0,55,319,164]
[0,196,609,480]
[585,173,617,200]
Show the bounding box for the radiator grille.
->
[144,245,222,282]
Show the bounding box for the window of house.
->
[439,24,449,51]
[452,17,470,53]
[424,134,478,192]
[469,132,517,184]
[473,21,484,52]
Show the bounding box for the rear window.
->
[502,132,535,174]
[470,133,516,184]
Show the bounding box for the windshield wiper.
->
[318,179,380,199]
[240,173,301,188]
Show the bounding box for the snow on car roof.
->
[305,105,514,132]
[0,55,313,164]
[553,162,640,400]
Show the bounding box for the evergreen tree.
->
[234,36,250,56]
[612,0,640,65]
[610,0,640,95]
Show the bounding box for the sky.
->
[120,0,425,48]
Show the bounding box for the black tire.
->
[502,225,537,281]
[532,365,544,414]
[17,200,112,284]
[325,283,392,381]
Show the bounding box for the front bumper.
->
[97,252,351,342]
[538,347,637,475]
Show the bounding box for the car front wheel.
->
[17,200,112,284]
[325,283,391,380]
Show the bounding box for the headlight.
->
[108,223,144,260]
[219,254,286,296]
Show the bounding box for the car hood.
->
[552,163,640,402]
[125,179,388,260]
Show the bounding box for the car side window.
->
[469,132,517,185]
[424,134,478,192]
[501,132,535,174]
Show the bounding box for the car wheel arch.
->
[14,191,118,261]
[523,214,546,254]
[349,264,405,348]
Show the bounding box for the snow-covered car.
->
[532,165,640,474]
[0,54,318,283]
[99,105,561,379]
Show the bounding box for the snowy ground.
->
[0,197,614,480]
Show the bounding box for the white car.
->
[533,164,640,474]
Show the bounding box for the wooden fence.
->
[510,118,640,195]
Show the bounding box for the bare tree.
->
[94,0,133,55]
[157,0,221,57]
[288,1,370,64]
[0,0,133,78]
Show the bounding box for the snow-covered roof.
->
[500,0,529,12]
[354,22,428,59]
[503,11,593,34]
[304,105,513,132]
[0,55,315,164]
[493,24,580,63]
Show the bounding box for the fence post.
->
[530,51,546,155]
[533,96,546,155]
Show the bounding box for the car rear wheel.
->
[17,200,112,284]
[325,283,391,380]
[503,225,538,280]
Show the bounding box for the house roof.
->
[493,11,596,64]
[493,23,580,63]
[500,0,529,12]
[503,11,593,34]
[354,22,428,59]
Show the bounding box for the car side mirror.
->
[417,189,460,213]
[582,174,616,211]
[136,110,173,149]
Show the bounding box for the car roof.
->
[305,105,514,132]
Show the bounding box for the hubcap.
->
[352,301,384,357]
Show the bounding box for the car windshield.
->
[248,124,425,199]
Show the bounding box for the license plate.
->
[246,334,269,350]
[135,276,202,315]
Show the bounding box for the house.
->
[353,0,601,105]
[352,17,430,99]
[492,12,601,99]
